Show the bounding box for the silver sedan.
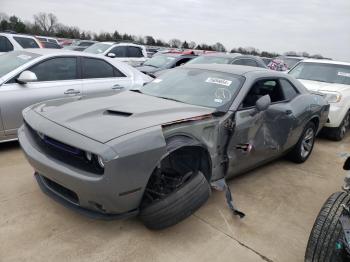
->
[0,49,152,143]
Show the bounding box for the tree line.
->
[0,12,325,59]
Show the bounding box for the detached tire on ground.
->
[305,192,350,262]
[288,121,316,163]
[140,171,211,230]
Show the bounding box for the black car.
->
[135,53,196,77]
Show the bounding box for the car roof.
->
[200,52,241,58]
[301,59,350,66]
[19,48,108,58]
[183,63,269,76]
[0,32,37,39]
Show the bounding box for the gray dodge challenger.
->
[19,64,329,229]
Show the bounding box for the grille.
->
[25,122,104,175]
[41,175,79,204]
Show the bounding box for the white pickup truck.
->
[289,59,350,141]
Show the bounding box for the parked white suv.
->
[84,42,148,66]
[289,59,350,140]
[0,33,41,54]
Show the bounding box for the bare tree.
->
[168,38,181,48]
[212,42,226,52]
[33,12,58,34]
[0,12,9,21]
[188,41,196,49]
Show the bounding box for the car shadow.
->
[0,141,20,152]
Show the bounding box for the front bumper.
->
[325,105,348,128]
[18,122,145,217]
[35,173,138,220]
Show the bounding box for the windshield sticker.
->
[214,98,223,103]
[205,77,232,86]
[153,78,162,83]
[338,72,350,78]
[17,55,32,60]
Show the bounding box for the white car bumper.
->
[325,104,348,128]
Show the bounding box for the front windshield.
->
[84,43,112,54]
[289,62,350,85]
[140,68,244,109]
[0,51,40,78]
[187,56,233,65]
[143,55,176,68]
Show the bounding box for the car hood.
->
[135,65,160,74]
[299,79,350,92]
[31,91,215,143]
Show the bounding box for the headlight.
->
[320,91,342,103]
[97,155,105,168]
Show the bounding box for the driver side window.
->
[241,79,285,108]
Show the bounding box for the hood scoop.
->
[105,110,133,117]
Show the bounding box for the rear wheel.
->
[305,192,350,262]
[288,122,316,163]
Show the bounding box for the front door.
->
[226,78,297,178]
[0,56,81,136]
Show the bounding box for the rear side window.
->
[233,59,258,67]
[280,79,298,100]
[109,46,127,57]
[82,57,125,79]
[30,57,77,81]
[42,42,61,49]
[13,37,40,49]
[127,46,143,57]
[0,36,14,52]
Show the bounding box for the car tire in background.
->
[288,121,316,163]
[140,171,211,230]
[327,111,350,141]
[305,191,350,262]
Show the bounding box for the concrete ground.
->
[0,134,349,262]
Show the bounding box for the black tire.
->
[140,171,211,230]
[305,192,350,262]
[288,122,316,163]
[327,112,350,141]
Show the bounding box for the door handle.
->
[64,89,81,95]
[112,84,124,90]
[285,110,293,115]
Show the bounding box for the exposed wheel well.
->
[141,145,211,206]
[310,117,320,131]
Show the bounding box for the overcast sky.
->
[2,0,350,61]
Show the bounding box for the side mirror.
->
[344,157,350,171]
[107,52,116,58]
[256,95,271,112]
[17,71,38,84]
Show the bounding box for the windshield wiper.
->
[157,96,184,103]
[130,89,143,94]
[144,64,158,68]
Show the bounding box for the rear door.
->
[0,56,81,136]
[226,78,297,177]
[126,46,147,67]
[80,57,132,96]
